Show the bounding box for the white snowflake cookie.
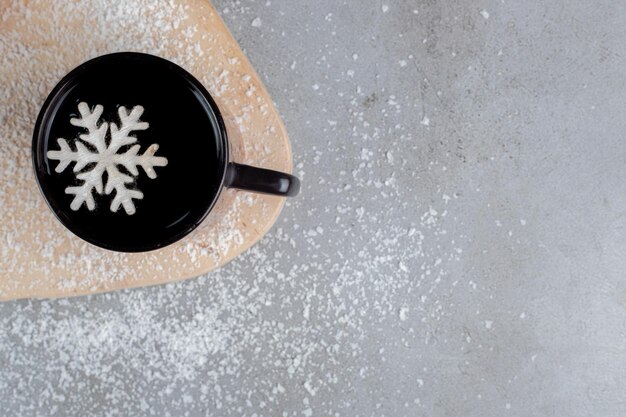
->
[47,102,168,215]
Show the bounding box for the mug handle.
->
[224,162,300,197]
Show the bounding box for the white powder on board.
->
[0,0,281,297]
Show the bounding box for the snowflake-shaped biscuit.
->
[47,102,168,215]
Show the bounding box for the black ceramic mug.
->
[32,52,300,252]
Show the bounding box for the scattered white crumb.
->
[251,17,262,27]
[399,307,409,321]
[303,380,317,396]
[480,9,490,19]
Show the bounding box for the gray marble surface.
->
[2,0,626,416]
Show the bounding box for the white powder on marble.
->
[0,1,478,415]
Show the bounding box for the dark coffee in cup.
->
[32,53,299,252]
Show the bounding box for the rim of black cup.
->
[32,52,229,253]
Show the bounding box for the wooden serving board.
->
[0,0,292,300]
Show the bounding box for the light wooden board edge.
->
[0,0,294,300]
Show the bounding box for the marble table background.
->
[1,0,625,416]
